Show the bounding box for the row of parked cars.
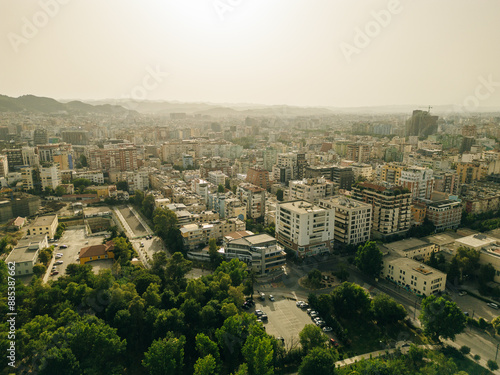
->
[296,300,338,346]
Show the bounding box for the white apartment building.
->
[208,171,227,187]
[192,179,210,204]
[40,164,61,190]
[74,170,105,184]
[351,163,373,181]
[288,177,337,204]
[319,196,372,246]
[381,255,446,296]
[0,155,8,178]
[5,235,48,275]
[400,166,434,200]
[237,183,265,219]
[180,218,245,250]
[21,167,35,191]
[276,200,335,258]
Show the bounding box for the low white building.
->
[385,237,439,262]
[381,255,446,296]
[6,235,48,275]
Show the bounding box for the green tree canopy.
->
[355,241,383,278]
[143,333,186,375]
[298,347,337,375]
[299,324,328,353]
[371,293,407,325]
[331,282,371,318]
[419,295,467,341]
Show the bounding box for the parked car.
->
[306,308,313,315]
[140,242,144,247]
[300,302,309,308]
[55,255,62,259]
[269,295,275,302]
[55,260,64,265]
[330,339,339,347]
[245,298,255,306]
[260,293,265,301]
[50,271,59,276]
[310,311,319,318]
[296,301,305,307]
[463,311,469,316]
[487,302,499,310]
[458,291,467,296]
[255,310,264,317]
[56,253,63,256]
[59,245,68,249]
[242,303,250,310]
[315,320,326,327]
[260,314,268,321]
[323,326,332,332]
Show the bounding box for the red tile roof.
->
[79,240,114,259]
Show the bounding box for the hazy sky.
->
[1,0,500,108]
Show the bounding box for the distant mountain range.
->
[0,95,133,115]
[1,94,499,117]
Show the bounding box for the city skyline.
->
[1,0,500,109]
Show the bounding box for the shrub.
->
[459,346,470,355]
[474,354,481,361]
[487,360,499,371]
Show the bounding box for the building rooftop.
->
[5,235,46,263]
[384,255,444,278]
[32,215,57,227]
[385,238,430,253]
[279,200,324,214]
[455,234,498,249]
[79,241,114,259]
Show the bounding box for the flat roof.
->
[279,200,323,214]
[385,238,430,252]
[5,235,46,263]
[383,255,445,278]
[455,234,498,249]
[32,215,57,226]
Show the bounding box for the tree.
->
[419,295,467,341]
[331,282,371,318]
[55,185,66,197]
[195,333,220,366]
[143,334,186,375]
[299,325,328,353]
[479,263,495,284]
[371,293,407,325]
[242,334,274,375]
[0,236,9,255]
[209,238,222,266]
[355,241,383,278]
[307,269,322,289]
[276,189,284,202]
[32,264,47,278]
[116,180,129,192]
[79,154,88,168]
[298,347,337,375]
[194,355,217,375]
[112,237,132,265]
[143,194,156,219]
[72,178,92,193]
[453,246,480,282]
[38,347,81,375]
[133,190,144,206]
[488,360,499,371]
[218,184,225,193]
[225,179,231,190]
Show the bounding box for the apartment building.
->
[86,145,138,172]
[426,199,462,231]
[351,163,373,181]
[0,155,9,178]
[199,157,231,178]
[40,164,61,190]
[433,171,459,195]
[380,163,404,185]
[21,167,35,191]
[208,170,227,187]
[399,166,434,200]
[237,183,265,219]
[28,215,58,238]
[319,196,372,246]
[331,166,354,190]
[180,218,245,250]
[246,167,271,190]
[224,232,286,277]
[73,170,105,184]
[276,200,335,258]
[288,177,337,204]
[456,161,488,184]
[381,255,446,296]
[346,143,371,163]
[352,182,411,238]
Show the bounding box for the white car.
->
[55,260,64,265]
[56,253,64,256]
[322,326,332,332]
[55,255,62,259]
[296,301,305,307]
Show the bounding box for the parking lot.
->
[252,296,334,348]
[48,228,108,280]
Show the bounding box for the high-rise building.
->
[237,183,266,219]
[246,167,270,190]
[0,155,9,178]
[406,110,438,137]
[456,162,488,184]
[426,200,462,232]
[346,143,371,163]
[61,130,89,145]
[273,153,307,184]
[288,177,337,203]
[40,164,61,190]
[276,200,335,258]
[319,196,372,247]
[352,182,411,238]
[87,145,138,172]
[331,166,354,190]
[433,171,459,195]
[399,166,434,200]
[33,128,48,146]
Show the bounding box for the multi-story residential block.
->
[191,179,210,204]
[180,218,245,250]
[208,170,227,187]
[273,152,306,184]
[33,128,48,145]
[246,167,271,190]
[5,234,48,275]
[411,203,426,226]
[61,130,89,145]
[5,147,39,170]
[0,155,9,178]
[346,143,370,163]
[425,199,462,231]
[456,161,488,184]
[319,196,372,246]
[28,215,58,238]
[433,171,459,195]
[200,157,231,178]
[399,166,434,200]
[276,200,335,258]
[182,154,194,169]
[352,182,411,238]
[381,255,446,296]
[86,145,138,172]
[289,177,337,204]
[332,166,354,190]
[237,183,265,219]
[40,164,61,190]
[380,163,404,185]
[73,170,105,184]
[385,238,439,262]
[224,232,286,277]
[351,163,373,181]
